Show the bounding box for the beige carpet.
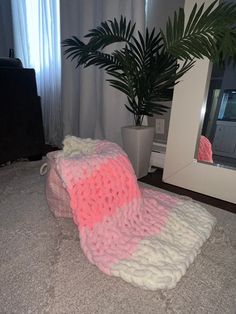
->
[0,160,236,314]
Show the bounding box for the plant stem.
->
[134,115,144,126]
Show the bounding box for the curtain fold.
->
[11,0,146,146]
[60,0,146,146]
[11,0,62,146]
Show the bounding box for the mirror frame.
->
[163,0,236,204]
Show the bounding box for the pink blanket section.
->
[80,189,180,274]
[198,135,213,163]
[56,141,181,274]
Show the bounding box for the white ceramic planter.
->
[121,126,154,178]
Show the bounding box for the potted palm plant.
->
[63,0,236,178]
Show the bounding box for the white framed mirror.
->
[163,0,236,204]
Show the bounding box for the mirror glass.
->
[195,60,236,170]
[195,0,236,170]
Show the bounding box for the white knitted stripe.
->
[110,200,216,290]
[61,136,99,157]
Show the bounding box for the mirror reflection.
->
[196,0,236,170]
[196,62,236,169]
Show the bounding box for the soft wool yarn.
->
[55,137,216,290]
[197,135,213,163]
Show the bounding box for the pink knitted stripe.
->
[67,155,141,229]
[79,188,179,273]
[197,135,213,163]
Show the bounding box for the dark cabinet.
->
[0,67,45,164]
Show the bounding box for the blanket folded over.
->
[56,136,216,290]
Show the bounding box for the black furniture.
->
[0,59,45,164]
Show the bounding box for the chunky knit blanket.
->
[197,135,213,163]
[56,136,216,290]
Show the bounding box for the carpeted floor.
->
[0,160,236,314]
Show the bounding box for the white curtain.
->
[11,0,62,146]
[60,0,145,146]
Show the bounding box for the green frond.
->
[162,0,236,62]
[84,51,122,71]
[84,16,136,50]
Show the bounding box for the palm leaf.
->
[84,16,135,49]
[162,0,236,62]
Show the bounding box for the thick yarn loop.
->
[56,137,216,290]
[197,135,213,163]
